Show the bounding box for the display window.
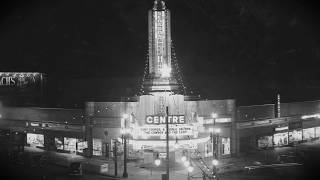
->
[258,136,273,148]
[64,137,77,152]
[93,138,102,156]
[303,128,315,140]
[288,130,302,143]
[316,127,320,137]
[77,139,88,153]
[27,133,44,147]
[55,137,64,150]
[221,137,230,155]
[273,132,288,147]
[204,142,213,157]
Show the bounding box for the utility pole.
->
[166,106,170,180]
[113,140,118,176]
[123,135,128,177]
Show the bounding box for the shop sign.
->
[289,122,302,130]
[0,72,40,87]
[301,113,320,119]
[159,152,166,159]
[215,118,231,123]
[146,115,185,124]
[30,122,40,127]
[204,118,231,124]
[138,124,193,136]
[275,126,288,131]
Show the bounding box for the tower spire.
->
[140,0,185,94]
[153,0,166,10]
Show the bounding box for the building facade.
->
[236,100,320,154]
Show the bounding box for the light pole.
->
[166,106,170,180]
[210,127,220,179]
[121,114,130,178]
[182,153,193,180]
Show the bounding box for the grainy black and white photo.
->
[0,0,320,179]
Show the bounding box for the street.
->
[1,140,320,180]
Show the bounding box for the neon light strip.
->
[301,113,320,119]
[129,136,210,149]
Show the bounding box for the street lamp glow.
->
[155,159,161,166]
[212,159,219,166]
[187,166,194,172]
[181,156,187,162]
[184,161,190,167]
[211,113,217,118]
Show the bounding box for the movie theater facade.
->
[86,93,236,162]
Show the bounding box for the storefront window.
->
[221,138,230,155]
[273,132,288,147]
[64,137,77,152]
[27,133,44,147]
[289,130,302,143]
[77,139,88,153]
[93,138,102,156]
[258,136,273,148]
[204,142,213,157]
[55,137,63,150]
[303,128,315,140]
[316,127,320,137]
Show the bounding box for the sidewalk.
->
[23,139,320,180]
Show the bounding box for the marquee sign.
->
[138,124,193,136]
[146,115,185,124]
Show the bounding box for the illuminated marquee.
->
[138,125,193,136]
[146,115,185,124]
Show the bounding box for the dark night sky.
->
[0,0,320,106]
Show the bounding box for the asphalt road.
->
[1,141,320,180]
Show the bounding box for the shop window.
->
[221,138,230,155]
[64,137,77,152]
[77,139,87,153]
[204,142,213,157]
[258,136,273,148]
[303,128,315,140]
[316,127,320,137]
[55,137,63,150]
[289,130,302,143]
[27,133,44,147]
[93,138,102,156]
[273,132,288,147]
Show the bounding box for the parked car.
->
[68,162,83,176]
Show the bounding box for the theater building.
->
[83,0,236,162]
[0,1,237,162]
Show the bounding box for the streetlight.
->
[155,159,161,166]
[181,156,187,162]
[209,127,221,179]
[121,113,130,178]
[187,166,194,172]
[184,161,190,167]
[212,159,219,166]
[211,113,217,119]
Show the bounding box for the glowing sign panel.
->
[146,115,185,124]
[138,124,193,136]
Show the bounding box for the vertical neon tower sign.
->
[148,0,172,78]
